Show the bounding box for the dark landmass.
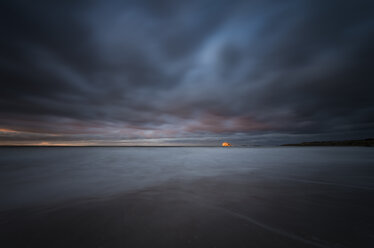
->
[282,138,374,147]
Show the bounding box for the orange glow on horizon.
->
[222,142,232,147]
[0,128,19,133]
[0,141,98,146]
[34,141,94,146]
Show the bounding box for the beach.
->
[0,147,373,247]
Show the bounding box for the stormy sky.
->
[0,0,373,146]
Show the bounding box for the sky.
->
[0,0,373,146]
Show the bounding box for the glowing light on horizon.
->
[0,128,19,133]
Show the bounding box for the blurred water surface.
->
[0,147,373,210]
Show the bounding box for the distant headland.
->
[282,138,374,147]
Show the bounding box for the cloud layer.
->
[1,0,373,145]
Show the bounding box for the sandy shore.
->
[1,172,373,248]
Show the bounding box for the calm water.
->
[1,147,374,247]
[0,147,373,210]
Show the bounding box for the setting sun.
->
[222,142,231,147]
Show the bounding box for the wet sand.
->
[0,147,374,247]
[1,172,374,248]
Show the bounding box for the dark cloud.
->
[0,0,373,145]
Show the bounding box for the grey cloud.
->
[0,0,373,145]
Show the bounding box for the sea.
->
[0,147,373,247]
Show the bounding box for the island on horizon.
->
[282,138,374,147]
